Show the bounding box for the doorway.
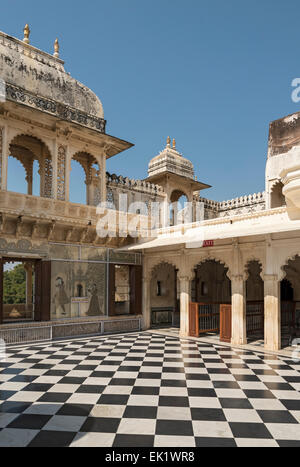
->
[150,263,179,328]
[190,260,232,342]
[0,258,51,324]
[108,264,142,317]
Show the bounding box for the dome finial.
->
[166,136,171,148]
[54,38,60,58]
[23,24,30,44]
[173,138,176,149]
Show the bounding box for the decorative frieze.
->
[5,84,106,134]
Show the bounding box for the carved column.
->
[142,272,151,330]
[40,147,53,199]
[85,162,93,205]
[51,141,58,200]
[100,152,107,204]
[25,161,33,195]
[179,275,191,337]
[0,126,9,191]
[231,274,247,345]
[56,144,67,201]
[264,274,281,351]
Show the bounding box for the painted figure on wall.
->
[87,283,101,316]
[53,277,69,316]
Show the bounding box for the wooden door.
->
[34,260,42,322]
[189,302,199,337]
[41,261,51,322]
[34,260,51,322]
[0,259,3,324]
[108,263,116,316]
[130,265,142,315]
[220,304,232,343]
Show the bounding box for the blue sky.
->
[2,0,300,202]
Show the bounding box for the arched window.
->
[270,181,286,208]
[70,152,100,205]
[170,190,190,225]
[8,134,52,198]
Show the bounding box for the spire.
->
[166,136,171,148]
[23,24,30,44]
[172,138,176,150]
[54,38,60,58]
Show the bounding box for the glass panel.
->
[80,246,107,262]
[51,261,106,319]
[109,250,141,265]
[3,261,34,322]
[114,265,130,315]
[49,244,80,261]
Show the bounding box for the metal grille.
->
[246,302,264,335]
[281,301,296,327]
[198,304,220,333]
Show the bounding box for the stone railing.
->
[0,190,153,241]
[106,172,165,197]
[196,192,266,219]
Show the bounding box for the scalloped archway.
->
[70,151,100,205]
[8,134,53,198]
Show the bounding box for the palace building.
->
[0,26,300,352]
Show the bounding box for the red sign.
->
[203,240,214,248]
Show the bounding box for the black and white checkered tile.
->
[0,332,300,447]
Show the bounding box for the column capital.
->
[177,274,192,283]
[231,274,245,282]
[263,274,279,282]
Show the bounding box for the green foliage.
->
[3,264,26,305]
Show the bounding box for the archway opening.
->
[3,260,35,323]
[270,181,286,209]
[190,259,231,341]
[281,256,300,349]
[70,152,100,205]
[245,261,264,345]
[150,263,179,328]
[170,190,189,226]
[7,157,27,194]
[70,159,87,205]
[8,134,52,198]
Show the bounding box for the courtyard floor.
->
[0,332,300,447]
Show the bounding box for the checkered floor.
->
[1,332,300,447]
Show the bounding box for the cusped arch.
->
[280,253,300,282]
[149,259,180,279]
[170,189,189,204]
[189,255,232,281]
[8,133,53,198]
[269,180,286,209]
[244,257,265,281]
[70,151,100,181]
[9,133,53,161]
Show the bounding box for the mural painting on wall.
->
[53,277,69,317]
[51,261,106,318]
[87,283,101,316]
